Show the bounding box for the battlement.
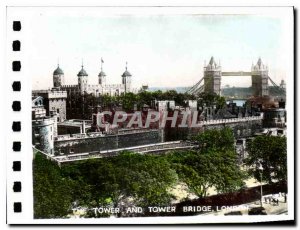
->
[48,91,67,99]
[106,84,124,88]
[32,90,50,94]
[61,85,78,89]
[202,113,263,126]
[33,89,67,99]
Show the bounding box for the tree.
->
[169,150,216,198]
[33,153,73,218]
[170,127,245,198]
[151,90,163,101]
[211,149,246,193]
[170,149,245,198]
[216,96,226,109]
[137,90,154,108]
[194,127,235,152]
[100,94,118,107]
[120,92,137,111]
[113,152,178,207]
[62,152,178,209]
[163,90,178,100]
[245,135,287,184]
[197,92,226,109]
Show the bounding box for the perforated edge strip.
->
[12,21,22,214]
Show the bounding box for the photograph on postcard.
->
[6,6,294,224]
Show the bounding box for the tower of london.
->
[53,61,133,96]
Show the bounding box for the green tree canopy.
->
[34,151,178,218]
[194,127,235,152]
[62,152,178,208]
[169,127,245,198]
[245,135,287,184]
[169,149,245,198]
[197,92,226,109]
[33,153,74,218]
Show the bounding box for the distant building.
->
[53,61,134,97]
[32,89,67,123]
[263,108,286,128]
[251,58,269,97]
[204,57,221,95]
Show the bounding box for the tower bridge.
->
[187,57,285,97]
[221,71,252,76]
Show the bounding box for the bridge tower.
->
[204,57,221,95]
[251,58,269,97]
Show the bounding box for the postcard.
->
[6,5,294,224]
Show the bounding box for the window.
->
[70,149,74,154]
[236,140,243,145]
[57,117,60,122]
[278,130,284,135]
[57,108,59,113]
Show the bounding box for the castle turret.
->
[122,62,132,93]
[77,63,88,94]
[32,117,55,155]
[49,110,58,137]
[251,57,269,97]
[53,64,64,88]
[98,58,106,85]
[204,56,221,95]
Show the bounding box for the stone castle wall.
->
[165,118,262,141]
[54,129,163,155]
[203,119,262,138]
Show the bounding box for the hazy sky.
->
[22,8,291,90]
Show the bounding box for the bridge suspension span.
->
[186,77,204,95]
[268,76,286,95]
[186,75,285,96]
[185,57,286,97]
